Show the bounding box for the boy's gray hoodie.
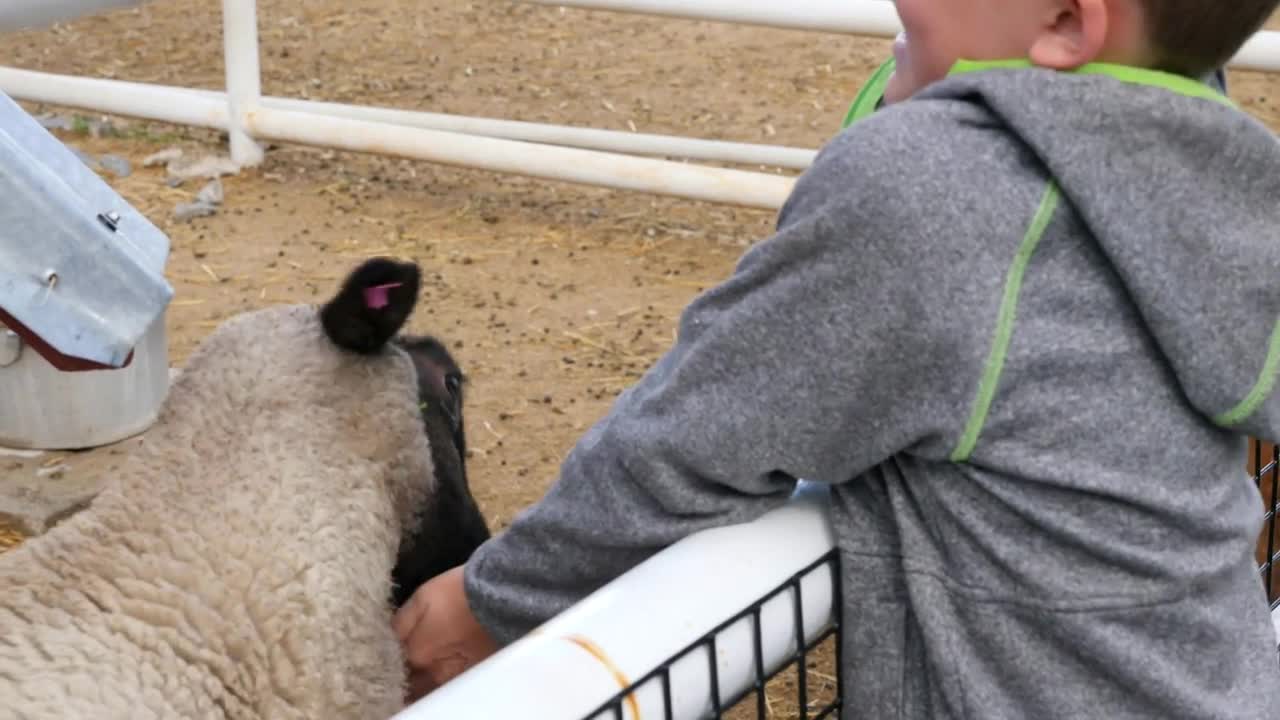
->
[465,62,1280,718]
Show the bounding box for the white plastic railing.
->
[1273,605,1280,648]
[518,0,904,37]
[393,482,839,720]
[221,0,265,166]
[519,0,1280,74]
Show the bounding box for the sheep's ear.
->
[320,257,421,354]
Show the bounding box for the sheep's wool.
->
[0,303,436,719]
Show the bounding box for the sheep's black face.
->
[388,334,491,608]
[320,257,491,608]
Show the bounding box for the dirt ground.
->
[2,2,1280,716]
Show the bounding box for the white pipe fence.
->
[520,0,905,37]
[190,88,820,170]
[5,1,1279,210]
[524,0,1280,74]
[393,482,840,720]
[244,105,797,209]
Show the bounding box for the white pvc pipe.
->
[0,67,228,129]
[184,90,818,169]
[394,482,838,720]
[519,0,1280,74]
[1272,605,1280,650]
[0,65,817,169]
[1235,30,1280,74]
[0,67,796,208]
[221,0,264,166]
[244,106,797,209]
[517,0,903,37]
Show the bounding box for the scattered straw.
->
[482,421,504,441]
[575,321,615,333]
[562,330,641,360]
[585,375,639,385]
[337,248,395,259]
[0,524,24,553]
[40,454,68,468]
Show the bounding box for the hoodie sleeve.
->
[463,127,972,645]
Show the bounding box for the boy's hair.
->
[1142,1,1278,77]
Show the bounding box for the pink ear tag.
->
[363,282,404,310]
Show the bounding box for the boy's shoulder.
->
[792,61,1249,233]
[781,95,1038,235]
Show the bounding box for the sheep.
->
[0,256,489,720]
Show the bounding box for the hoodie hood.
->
[909,61,1280,443]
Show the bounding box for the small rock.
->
[196,178,224,206]
[87,118,120,138]
[34,113,73,131]
[143,147,183,167]
[166,155,240,181]
[97,154,132,178]
[173,201,218,222]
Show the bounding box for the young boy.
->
[396,0,1280,715]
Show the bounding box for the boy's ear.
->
[1029,0,1110,70]
[320,257,422,354]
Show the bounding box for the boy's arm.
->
[463,129,966,645]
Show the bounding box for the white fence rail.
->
[5,1,1280,210]
[523,0,1280,74]
[519,0,904,37]
[393,482,840,720]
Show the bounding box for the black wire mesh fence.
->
[1249,440,1280,629]
[582,550,843,720]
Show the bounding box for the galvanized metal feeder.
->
[0,89,174,450]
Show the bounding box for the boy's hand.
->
[392,564,500,704]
